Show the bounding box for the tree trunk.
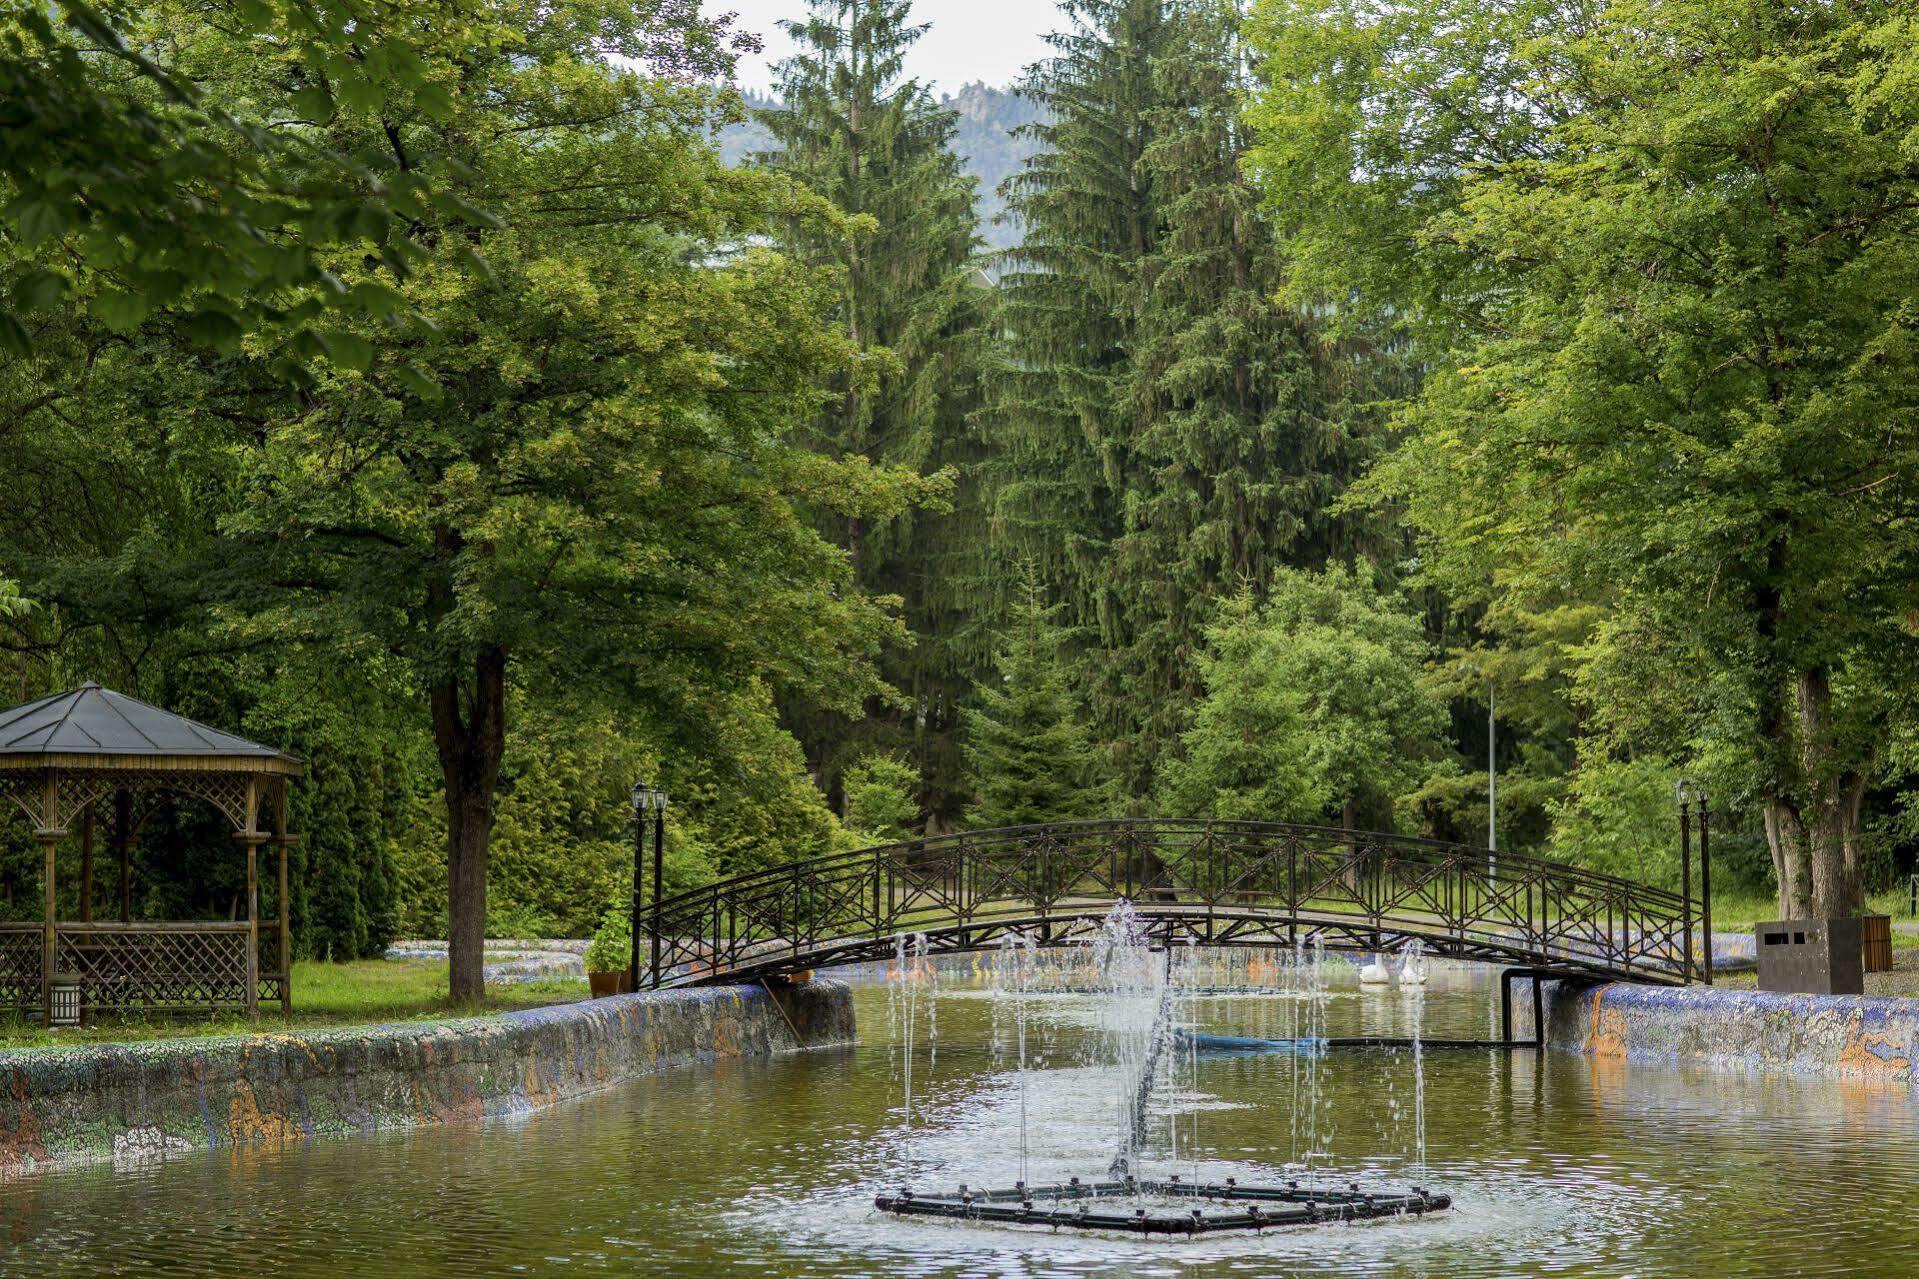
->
[1763,801,1812,920]
[1760,669,1866,921]
[1749,536,1867,922]
[432,644,509,1004]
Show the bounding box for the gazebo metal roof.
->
[0,682,302,774]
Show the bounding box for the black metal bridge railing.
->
[638,818,1711,990]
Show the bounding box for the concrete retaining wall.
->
[0,981,853,1178]
[1534,980,1919,1084]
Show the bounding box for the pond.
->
[5,956,1915,1278]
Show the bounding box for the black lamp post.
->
[630,782,669,991]
[1676,779,1713,985]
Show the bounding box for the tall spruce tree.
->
[758,0,990,828]
[962,574,1109,828]
[986,0,1382,799]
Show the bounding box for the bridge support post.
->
[1500,968,1547,1048]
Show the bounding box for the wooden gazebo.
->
[0,683,302,1025]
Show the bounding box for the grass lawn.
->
[1707,887,1916,938]
[0,959,588,1051]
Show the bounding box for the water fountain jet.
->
[874,902,1451,1235]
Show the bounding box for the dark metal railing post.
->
[1525,876,1535,964]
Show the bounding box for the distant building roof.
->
[0,683,301,772]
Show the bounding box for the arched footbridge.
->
[637,819,1711,990]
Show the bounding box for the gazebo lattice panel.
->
[0,924,41,1011]
[53,926,254,1014]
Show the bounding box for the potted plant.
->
[584,904,633,998]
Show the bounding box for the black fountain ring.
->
[875,1174,1451,1235]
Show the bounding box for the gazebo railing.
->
[0,920,285,1019]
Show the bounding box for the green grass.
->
[0,959,588,1051]
[1705,887,1915,934]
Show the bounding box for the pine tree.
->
[758,0,990,827]
[984,0,1161,628]
[984,0,1385,801]
[962,574,1109,829]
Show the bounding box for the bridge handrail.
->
[643,817,1691,916]
[634,817,1705,990]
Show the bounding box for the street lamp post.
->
[629,782,669,992]
[1675,779,1713,985]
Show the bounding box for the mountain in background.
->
[716,82,1041,252]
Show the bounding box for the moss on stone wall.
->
[0,982,853,1178]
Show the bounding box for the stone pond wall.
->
[1530,980,1919,1084]
[0,982,854,1178]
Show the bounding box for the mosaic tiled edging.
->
[1533,980,1919,1084]
[0,981,854,1179]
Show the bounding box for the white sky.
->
[719,0,1056,92]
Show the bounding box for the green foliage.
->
[984,0,1386,795]
[842,752,922,844]
[1547,755,1682,891]
[666,681,842,881]
[0,0,925,994]
[0,0,473,368]
[241,671,420,960]
[1259,565,1448,825]
[1156,592,1327,823]
[584,902,632,974]
[1159,568,1445,826]
[756,0,989,825]
[1244,0,1919,914]
[479,701,644,942]
[962,574,1110,829]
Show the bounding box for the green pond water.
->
[5,961,1916,1278]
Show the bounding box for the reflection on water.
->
[5,963,1917,1278]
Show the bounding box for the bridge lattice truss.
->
[641,819,1707,989]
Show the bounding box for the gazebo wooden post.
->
[241,774,261,1018]
[115,787,133,924]
[273,777,292,1015]
[37,772,61,1026]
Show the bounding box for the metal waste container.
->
[1756,918,1864,995]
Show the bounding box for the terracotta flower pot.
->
[588,969,633,998]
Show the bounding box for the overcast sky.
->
[720,0,1055,92]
